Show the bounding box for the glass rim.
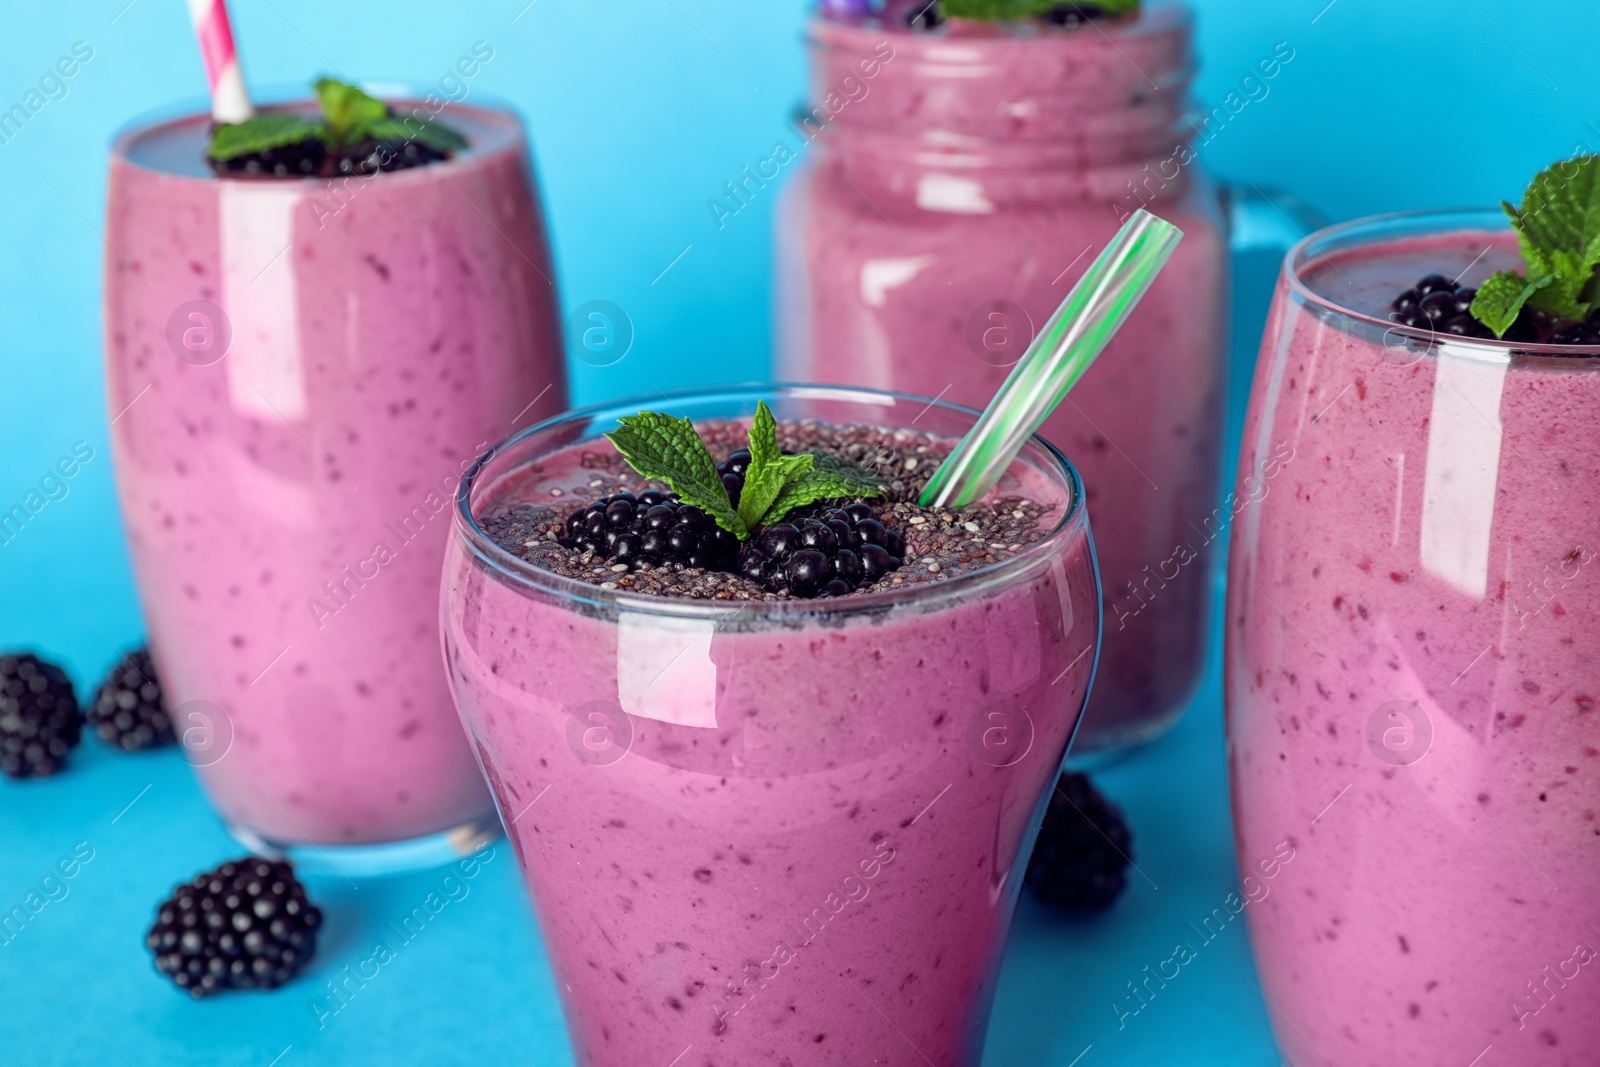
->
[108,80,527,182]
[451,383,1091,622]
[806,0,1192,44]
[1284,206,1600,359]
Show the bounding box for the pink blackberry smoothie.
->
[442,387,1098,1066]
[1228,211,1600,1065]
[104,98,565,859]
[777,5,1231,755]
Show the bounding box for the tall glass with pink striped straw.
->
[103,0,567,873]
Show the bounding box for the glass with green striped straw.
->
[919,208,1183,509]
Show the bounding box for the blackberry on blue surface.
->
[1025,771,1134,912]
[89,647,175,753]
[147,858,322,998]
[0,652,81,779]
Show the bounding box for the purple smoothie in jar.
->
[778,3,1232,756]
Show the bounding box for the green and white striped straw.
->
[919,209,1183,509]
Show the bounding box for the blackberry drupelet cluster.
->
[89,648,175,753]
[147,858,322,998]
[208,138,327,179]
[717,449,751,507]
[906,1,1108,29]
[334,138,450,176]
[1043,3,1107,25]
[1025,771,1134,912]
[737,502,906,598]
[1393,273,1600,345]
[0,653,82,779]
[905,1,945,29]
[1389,274,1493,339]
[562,490,741,572]
[1547,308,1600,346]
[209,136,451,180]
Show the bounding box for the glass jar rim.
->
[800,2,1196,162]
[1285,206,1600,360]
[451,383,1092,622]
[806,1,1192,48]
[108,80,526,183]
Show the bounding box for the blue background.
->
[1,1,1595,1064]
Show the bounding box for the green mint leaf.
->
[1484,156,1600,330]
[1523,271,1592,323]
[1510,157,1600,284]
[365,115,468,153]
[942,0,1136,19]
[759,456,886,526]
[1470,270,1551,337]
[208,114,326,161]
[736,401,814,530]
[942,0,1057,17]
[603,412,746,538]
[314,77,389,147]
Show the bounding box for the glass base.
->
[228,814,503,878]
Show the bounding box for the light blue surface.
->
[1,1,1594,1063]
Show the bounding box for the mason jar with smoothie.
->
[442,385,1100,1065]
[777,0,1310,756]
[1227,161,1600,1064]
[103,66,565,872]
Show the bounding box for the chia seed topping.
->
[479,420,1058,602]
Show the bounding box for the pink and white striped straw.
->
[186,0,253,123]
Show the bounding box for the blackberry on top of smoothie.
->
[480,400,1058,602]
[205,76,467,178]
[1388,155,1600,345]
[860,0,1138,32]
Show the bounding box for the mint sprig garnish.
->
[760,459,886,526]
[314,77,389,148]
[207,77,468,165]
[604,412,747,538]
[942,0,1137,19]
[366,116,468,154]
[1470,272,1550,337]
[1471,155,1600,337]
[737,401,815,530]
[207,113,325,161]
[603,403,886,541]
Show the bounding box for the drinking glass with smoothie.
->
[1228,171,1600,1063]
[104,69,565,872]
[777,0,1310,756]
[442,385,1099,1065]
